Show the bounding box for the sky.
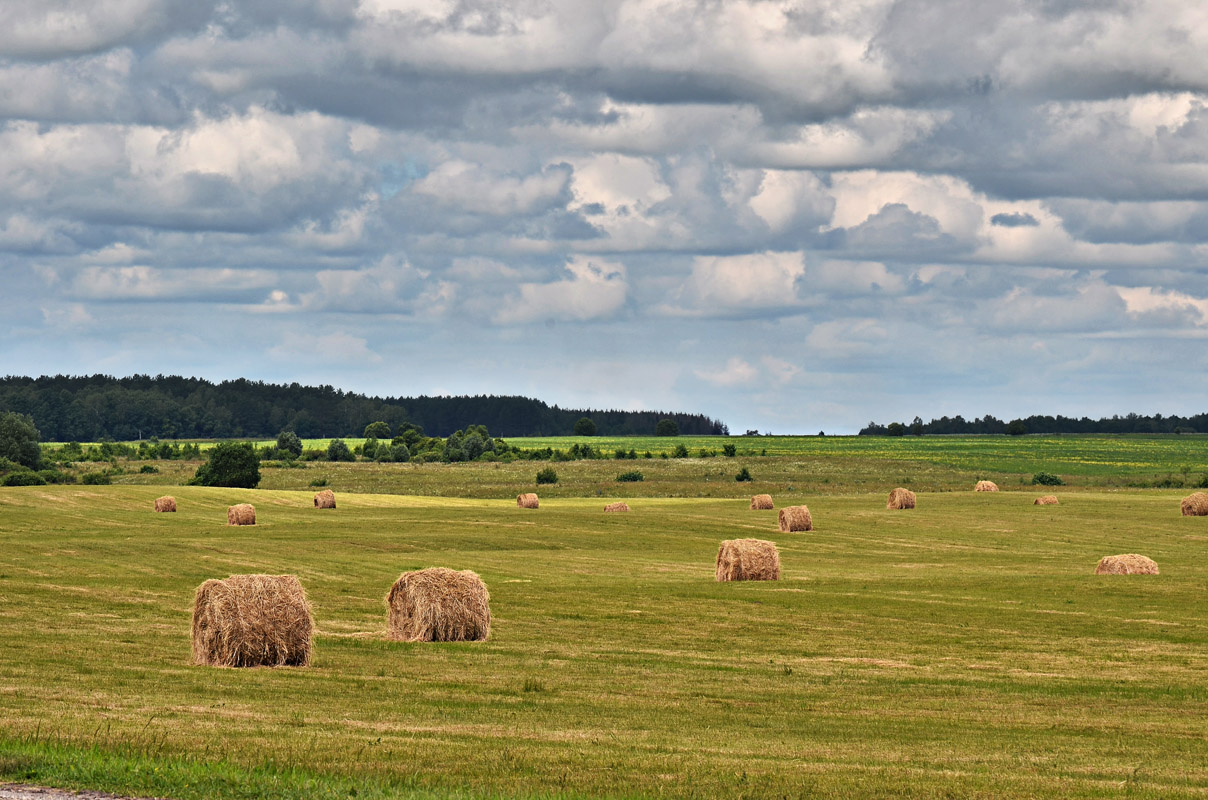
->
[2,0,1207,434]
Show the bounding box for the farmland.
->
[2,479,1208,799]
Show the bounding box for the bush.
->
[0,411,42,470]
[363,421,392,439]
[574,417,597,436]
[1031,472,1064,486]
[735,466,753,482]
[327,439,355,462]
[276,431,303,459]
[37,469,74,484]
[193,442,260,488]
[536,467,558,485]
[616,470,644,482]
[309,477,328,487]
[2,471,46,486]
[80,471,111,485]
[1199,474,1208,489]
[672,444,689,458]
[655,418,679,437]
[722,443,736,457]
[388,443,411,463]
[139,465,159,474]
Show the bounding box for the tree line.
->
[0,374,728,442]
[860,413,1208,436]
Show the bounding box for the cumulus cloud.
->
[493,256,628,324]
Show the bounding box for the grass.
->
[2,484,1207,798]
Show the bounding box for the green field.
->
[2,482,1207,799]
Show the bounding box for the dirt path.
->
[0,786,160,800]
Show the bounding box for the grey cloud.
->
[990,212,1039,227]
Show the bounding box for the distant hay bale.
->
[974,481,999,492]
[778,505,812,532]
[750,494,774,510]
[313,489,336,509]
[191,574,314,667]
[517,493,539,509]
[715,538,780,582]
[1094,554,1159,575]
[154,496,176,513]
[604,501,630,513]
[227,503,256,525]
[1180,492,1208,517]
[386,568,491,642]
[1034,495,1059,505]
[887,488,916,510]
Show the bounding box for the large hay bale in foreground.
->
[778,505,812,532]
[1181,492,1208,517]
[1094,554,1159,575]
[974,481,999,492]
[887,488,916,510]
[386,568,491,642]
[604,501,630,513]
[1034,495,1059,506]
[715,539,780,582]
[517,493,539,509]
[313,489,336,509]
[154,496,176,513]
[227,503,256,525]
[191,574,314,667]
[750,494,774,510]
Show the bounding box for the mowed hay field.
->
[1,486,1208,798]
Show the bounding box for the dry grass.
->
[887,488,916,510]
[750,494,774,510]
[517,493,539,509]
[975,480,999,492]
[227,503,255,525]
[1180,492,1208,516]
[1094,554,1159,575]
[191,574,314,667]
[778,505,812,532]
[153,496,176,512]
[314,489,336,509]
[604,501,630,513]
[385,568,491,642]
[715,538,780,581]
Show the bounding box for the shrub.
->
[1199,474,1208,489]
[363,421,392,439]
[655,418,679,437]
[193,442,260,488]
[360,438,378,460]
[388,443,411,463]
[139,465,159,474]
[80,471,111,485]
[327,439,354,462]
[573,417,597,436]
[616,470,644,482]
[722,443,736,457]
[309,477,328,487]
[37,469,74,484]
[275,431,303,459]
[1031,472,1064,486]
[735,466,753,482]
[0,411,42,470]
[535,467,558,485]
[3,471,46,486]
[672,444,689,458]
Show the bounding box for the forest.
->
[859,413,1208,436]
[0,375,728,442]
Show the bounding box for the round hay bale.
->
[887,488,916,510]
[604,501,630,513]
[191,574,314,667]
[1034,495,1059,505]
[778,505,812,532]
[227,503,256,525]
[974,480,999,492]
[386,568,491,642]
[716,538,780,582]
[154,496,176,513]
[1094,554,1159,575]
[313,489,336,509]
[750,494,774,510]
[517,493,539,509]
[1180,492,1208,517]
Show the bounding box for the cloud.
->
[493,256,627,324]
[671,251,806,315]
[991,212,1039,227]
